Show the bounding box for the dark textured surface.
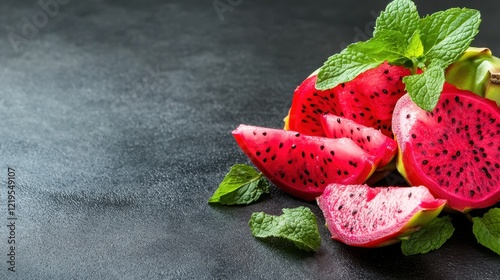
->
[0,0,499,279]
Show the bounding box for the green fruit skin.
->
[445,47,500,106]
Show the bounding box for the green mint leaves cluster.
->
[249,207,321,252]
[210,164,321,251]
[209,164,270,205]
[316,0,481,111]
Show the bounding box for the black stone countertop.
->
[1,0,499,279]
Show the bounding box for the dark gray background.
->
[0,0,499,279]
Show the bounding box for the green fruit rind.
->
[445,47,500,106]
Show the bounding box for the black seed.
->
[422,160,429,165]
[256,151,261,156]
[310,153,314,159]
[406,114,411,119]
[367,136,371,142]
[262,132,267,136]
[265,147,271,153]
[288,159,293,164]
[352,210,358,215]
[437,116,442,123]
[349,193,354,198]
[271,155,276,161]
[337,170,341,176]
[408,192,412,198]
[411,134,417,139]
[443,150,448,155]
[470,190,475,197]
[338,205,343,210]
[279,143,283,149]
[263,158,267,163]
[301,151,305,158]
[456,151,461,157]
[320,145,324,150]
[291,144,296,149]
[295,133,300,137]
[438,139,443,144]
[330,150,335,156]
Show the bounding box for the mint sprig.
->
[316,0,481,111]
[472,208,500,255]
[209,164,270,205]
[401,216,455,256]
[249,207,321,252]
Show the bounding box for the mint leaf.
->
[472,208,500,255]
[352,31,408,64]
[316,43,384,90]
[209,164,269,205]
[420,8,481,68]
[249,207,321,251]
[403,66,445,111]
[374,0,420,39]
[401,216,455,256]
[405,30,424,59]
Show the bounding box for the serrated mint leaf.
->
[249,206,321,251]
[472,208,500,255]
[420,8,481,68]
[405,30,424,59]
[374,0,420,39]
[403,66,445,111]
[209,164,269,205]
[352,30,408,64]
[316,43,383,90]
[401,216,455,256]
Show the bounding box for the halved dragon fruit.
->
[321,114,397,169]
[285,62,410,137]
[317,184,446,248]
[393,83,500,212]
[232,125,376,201]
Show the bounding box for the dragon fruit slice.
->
[317,184,446,248]
[321,114,397,169]
[232,125,376,201]
[285,62,410,137]
[393,83,500,212]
